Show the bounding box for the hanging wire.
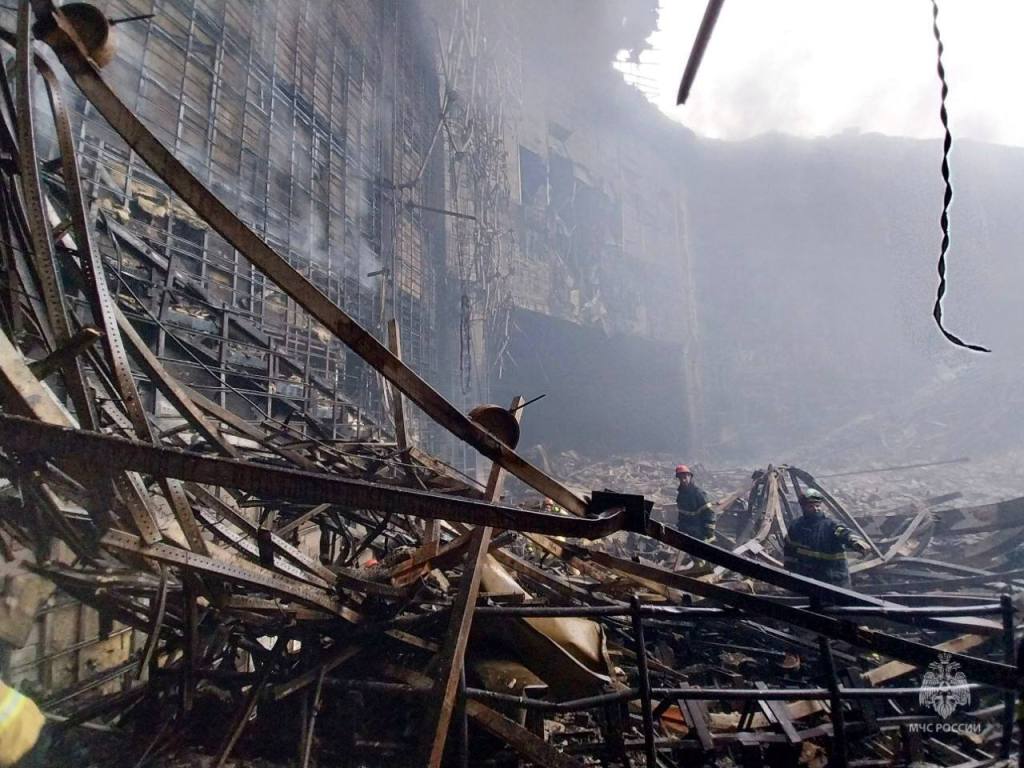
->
[929,0,990,353]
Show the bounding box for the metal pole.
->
[340,690,361,768]
[1002,593,1015,759]
[214,636,286,768]
[631,595,656,767]
[819,635,848,768]
[181,574,198,715]
[464,684,990,710]
[473,602,1004,619]
[1017,634,1024,768]
[456,667,469,768]
[300,666,326,768]
[676,0,726,104]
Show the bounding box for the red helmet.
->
[675,464,692,476]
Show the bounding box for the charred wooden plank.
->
[756,682,802,745]
[26,324,101,378]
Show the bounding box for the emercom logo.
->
[919,653,970,719]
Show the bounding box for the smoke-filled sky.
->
[616,1,1024,147]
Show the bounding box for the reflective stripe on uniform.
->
[792,546,846,561]
[679,503,715,515]
[0,688,27,736]
[0,681,45,767]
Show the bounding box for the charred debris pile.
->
[0,3,1022,767]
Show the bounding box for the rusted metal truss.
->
[0,413,629,539]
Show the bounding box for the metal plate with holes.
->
[101,528,349,618]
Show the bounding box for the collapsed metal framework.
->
[0,2,1020,767]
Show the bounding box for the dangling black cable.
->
[930,0,990,353]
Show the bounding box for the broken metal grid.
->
[8,0,445,443]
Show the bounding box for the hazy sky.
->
[616,1,1024,147]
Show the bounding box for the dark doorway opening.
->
[491,309,690,456]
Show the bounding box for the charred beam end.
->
[588,490,651,533]
[27,324,102,378]
[0,414,625,539]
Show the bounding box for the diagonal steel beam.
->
[647,520,999,635]
[100,529,353,619]
[6,13,163,544]
[12,1,96,431]
[28,2,587,518]
[112,305,238,458]
[34,48,208,553]
[0,413,627,539]
[0,325,162,543]
[580,547,1012,690]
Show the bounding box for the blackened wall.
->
[492,309,689,454]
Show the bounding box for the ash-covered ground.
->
[512,448,1024,518]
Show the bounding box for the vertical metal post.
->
[218,311,230,409]
[631,595,656,768]
[300,666,326,768]
[340,689,361,768]
[1001,593,1015,759]
[456,667,469,768]
[818,635,848,768]
[415,526,491,767]
[1017,635,1024,768]
[214,635,286,768]
[181,574,198,715]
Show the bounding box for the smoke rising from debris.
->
[454,1,1024,475]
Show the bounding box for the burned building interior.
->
[1,0,1024,766]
